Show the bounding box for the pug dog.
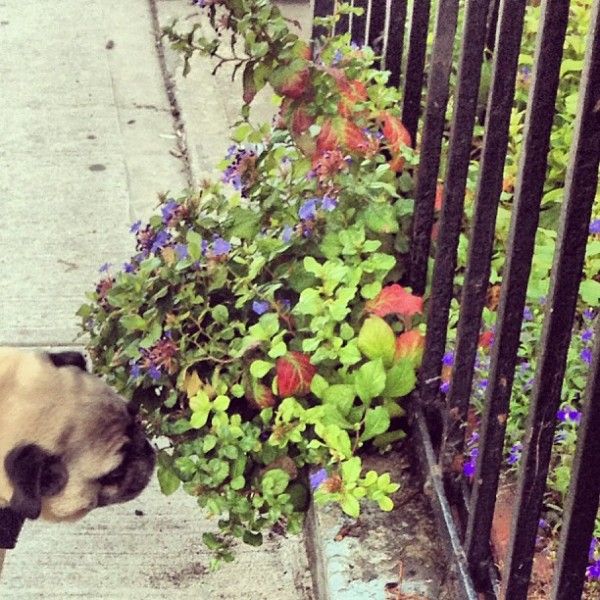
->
[0,347,155,523]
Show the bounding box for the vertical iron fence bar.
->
[462,0,572,588]
[448,0,527,583]
[418,0,491,417]
[551,322,600,599]
[385,0,408,88]
[350,0,368,46]
[312,0,336,40]
[502,2,600,597]
[401,0,432,146]
[485,0,501,53]
[408,0,459,296]
[334,0,351,35]
[367,0,387,66]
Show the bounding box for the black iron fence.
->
[312,1,600,598]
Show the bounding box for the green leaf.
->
[212,304,229,323]
[339,342,362,366]
[322,384,356,416]
[120,314,146,331]
[361,281,382,299]
[340,494,360,518]
[230,475,246,490]
[360,406,391,441]
[362,203,399,234]
[250,360,273,378]
[187,230,203,261]
[213,395,230,412]
[310,374,330,398]
[242,530,263,547]
[157,467,180,495]
[341,457,362,483]
[579,279,600,304]
[355,359,386,404]
[357,316,396,366]
[383,359,417,398]
[377,496,394,512]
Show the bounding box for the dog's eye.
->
[98,462,126,486]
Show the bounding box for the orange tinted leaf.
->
[395,330,425,366]
[366,284,424,318]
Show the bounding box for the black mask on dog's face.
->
[1,350,156,522]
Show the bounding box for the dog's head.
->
[0,348,155,522]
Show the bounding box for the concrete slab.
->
[0,480,313,600]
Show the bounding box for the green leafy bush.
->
[79,1,424,561]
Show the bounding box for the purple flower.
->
[148,364,162,381]
[99,262,111,273]
[321,196,338,212]
[583,308,595,321]
[150,230,171,254]
[201,239,209,255]
[442,351,454,366]
[581,329,594,343]
[175,243,189,260]
[478,378,489,390]
[587,559,600,581]
[309,468,328,490]
[589,219,600,235]
[130,362,141,378]
[440,381,450,394]
[299,198,318,220]
[282,225,294,243]
[306,170,316,180]
[557,405,581,423]
[332,49,343,66]
[538,518,548,530]
[523,306,534,321]
[581,347,593,365]
[507,442,523,465]
[161,200,178,224]
[463,459,476,478]
[212,237,231,256]
[252,300,270,315]
[226,145,237,159]
[123,262,135,273]
[130,220,142,234]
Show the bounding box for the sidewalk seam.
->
[147,0,194,188]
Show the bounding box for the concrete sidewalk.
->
[0,0,313,597]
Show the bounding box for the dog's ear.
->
[4,445,68,519]
[47,351,87,371]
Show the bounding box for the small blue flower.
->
[589,537,598,560]
[310,468,328,490]
[583,308,595,320]
[148,364,161,381]
[523,306,534,321]
[332,49,343,65]
[99,262,111,273]
[299,198,318,220]
[150,230,171,254]
[442,351,454,366]
[589,219,600,235]
[581,329,594,343]
[123,262,135,273]
[280,299,292,311]
[175,243,189,260]
[130,362,141,378]
[306,170,316,180]
[557,405,581,423]
[538,518,548,530]
[587,559,600,581]
[130,220,142,234]
[478,378,488,390]
[440,381,450,394]
[161,200,179,224]
[463,459,476,478]
[282,225,294,243]
[212,237,231,256]
[507,442,523,465]
[252,300,270,315]
[581,347,593,365]
[321,196,338,212]
[226,145,237,159]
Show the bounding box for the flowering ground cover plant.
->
[79,1,424,561]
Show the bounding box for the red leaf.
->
[276,352,316,397]
[338,78,368,117]
[366,284,424,318]
[380,112,412,173]
[316,119,339,155]
[291,106,314,135]
[246,381,276,409]
[342,120,372,154]
[435,183,444,211]
[395,330,425,366]
[479,330,495,349]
